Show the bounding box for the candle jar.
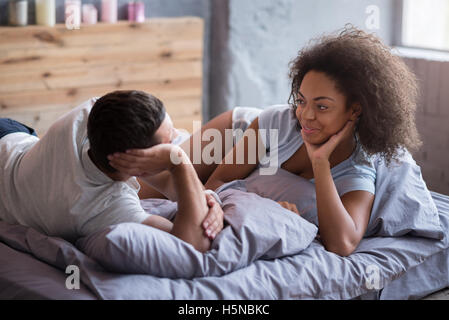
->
[35,0,55,27]
[127,1,135,22]
[128,1,145,23]
[101,0,118,23]
[8,0,28,26]
[65,0,81,30]
[134,1,145,23]
[82,4,98,25]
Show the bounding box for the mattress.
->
[0,242,96,299]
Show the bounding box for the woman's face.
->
[295,70,359,145]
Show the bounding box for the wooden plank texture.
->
[0,17,203,135]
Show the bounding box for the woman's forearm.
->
[205,162,257,191]
[140,171,178,201]
[312,160,358,256]
[204,174,227,191]
[205,162,241,190]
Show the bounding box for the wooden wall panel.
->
[403,57,449,195]
[0,17,203,136]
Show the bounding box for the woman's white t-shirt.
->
[233,104,376,197]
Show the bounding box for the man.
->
[0,90,223,252]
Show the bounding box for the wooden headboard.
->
[0,17,203,136]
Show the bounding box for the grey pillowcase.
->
[139,197,178,221]
[76,188,318,278]
[366,150,444,239]
[245,168,319,226]
[243,149,443,239]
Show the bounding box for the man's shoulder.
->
[48,98,98,132]
[77,182,148,237]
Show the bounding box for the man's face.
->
[153,113,177,144]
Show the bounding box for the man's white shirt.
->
[0,99,150,242]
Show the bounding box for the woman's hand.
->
[108,144,187,177]
[202,194,224,240]
[301,120,356,164]
[277,201,300,216]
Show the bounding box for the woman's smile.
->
[301,123,320,135]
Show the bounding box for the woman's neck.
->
[329,134,357,168]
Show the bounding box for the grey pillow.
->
[242,149,444,239]
[366,150,444,239]
[244,168,319,226]
[76,189,318,278]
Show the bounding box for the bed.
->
[0,193,448,300]
[1,152,448,300]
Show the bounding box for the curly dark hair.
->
[87,90,166,172]
[288,25,422,165]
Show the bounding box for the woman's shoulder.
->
[329,144,377,181]
[331,142,377,196]
[256,104,301,151]
[258,104,297,130]
[352,143,376,170]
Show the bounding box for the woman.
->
[204,26,421,256]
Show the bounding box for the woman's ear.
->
[350,103,362,121]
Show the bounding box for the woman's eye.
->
[296,99,305,106]
[317,105,328,110]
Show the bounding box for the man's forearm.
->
[170,154,208,222]
[169,152,211,252]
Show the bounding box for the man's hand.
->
[108,144,187,177]
[202,194,224,240]
[277,201,300,216]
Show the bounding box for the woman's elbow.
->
[204,177,224,191]
[325,240,357,257]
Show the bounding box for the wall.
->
[403,56,449,194]
[209,0,396,117]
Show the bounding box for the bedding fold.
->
[76,188,318,278]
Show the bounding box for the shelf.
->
[0,17,204,134]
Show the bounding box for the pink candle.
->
[82,4,98,25]
[128,1,145,23]
[135,2,145,23]
[127,1,135,22]
[101,0,117,23]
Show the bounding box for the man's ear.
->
[350,103,362,121]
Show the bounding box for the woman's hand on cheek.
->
[302,120,355,164]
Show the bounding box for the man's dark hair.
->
[87,90,166,173]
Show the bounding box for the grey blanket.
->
[1,191,448,299]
